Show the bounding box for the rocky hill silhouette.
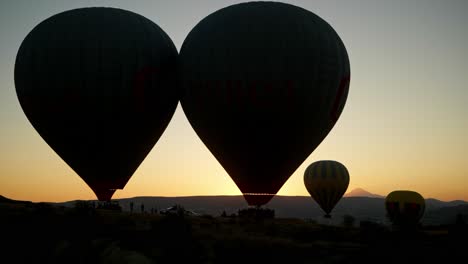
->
[1,193,467,264]
[49,194,468,226]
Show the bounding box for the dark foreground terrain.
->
[1,200,466,264]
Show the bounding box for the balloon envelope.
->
[179,2,350,206]
[304,160,350,217]
[15,8,178,200]
[385,190,425,227]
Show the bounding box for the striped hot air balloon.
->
[385,190,425,227]
[304,160,350,218]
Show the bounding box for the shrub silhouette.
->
[343,214,355,228]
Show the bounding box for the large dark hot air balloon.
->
[15,8,178,201]
[179,2,350,206]
[304,160,350,218]
[385,190,425,227]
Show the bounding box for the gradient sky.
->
[1,0,467,202]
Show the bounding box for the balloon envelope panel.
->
[180,2,350,206]
[15,8,179,200]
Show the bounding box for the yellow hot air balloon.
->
[385,190,425,227]
[304,160,350,218]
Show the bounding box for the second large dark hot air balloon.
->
[15,8,178,200]
[179,2,350,206]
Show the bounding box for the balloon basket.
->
[238,207,275,220]
[96,200,122,211]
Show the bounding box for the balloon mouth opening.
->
[92,188,117,201]
[243,193,276,206]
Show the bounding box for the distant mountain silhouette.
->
[423,203,468,225]
[50,195,468,226]
[3,194,466,264]
[0,195,32,205]
[344,188,384,198]
[3,194,466,226]
[425,198,468,210]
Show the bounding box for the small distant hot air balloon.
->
[385,190,425,227]
[179,2,350,206]
[304,160,350,218]
[15,8,178,201]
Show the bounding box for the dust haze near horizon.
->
[1,0,467,202]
